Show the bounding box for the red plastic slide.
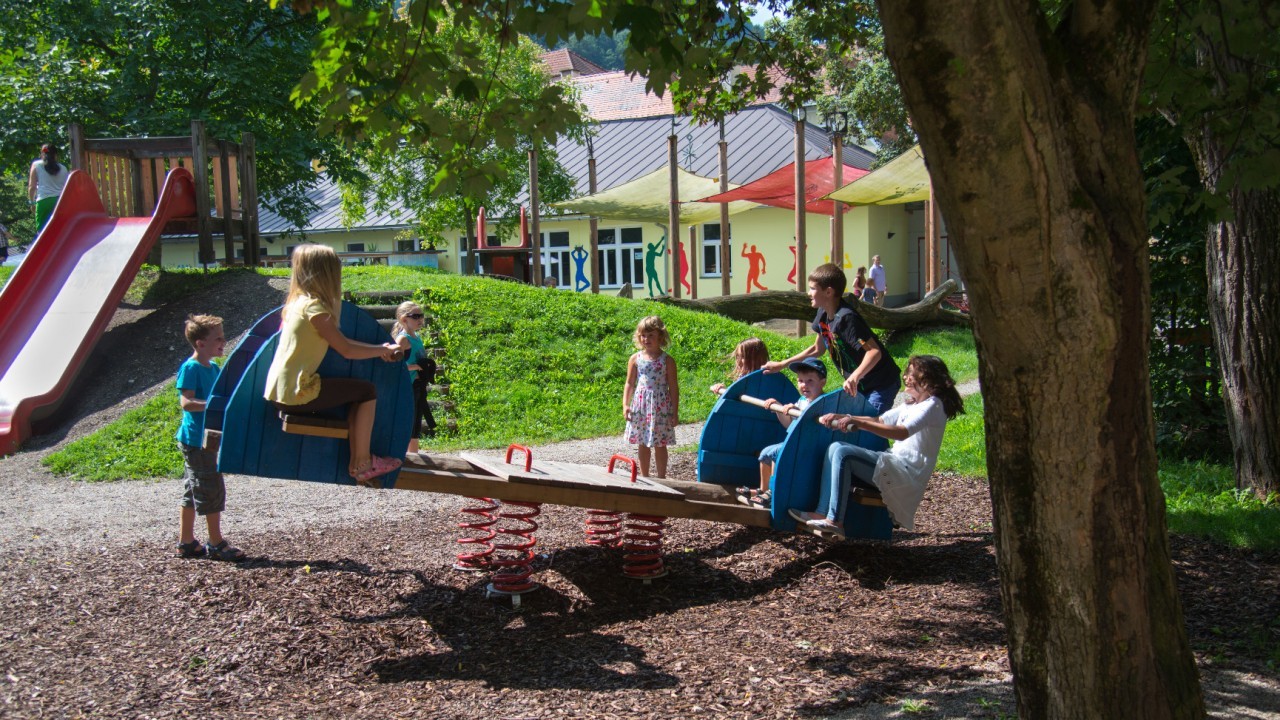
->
[0,168,196,455]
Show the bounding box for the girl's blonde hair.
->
[392,301,423,337]
[285,244,343,315]
[732,337,769,378]
[633,315,670,349]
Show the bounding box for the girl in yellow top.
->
[264,244,402,485]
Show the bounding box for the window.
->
[596,226,645,289]
[701,223,731,277]
[346,242,366,253]
[397,239,417,252]
[537,231,571,287]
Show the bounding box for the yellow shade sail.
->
[552,165,759,224]
[826,145,930,205]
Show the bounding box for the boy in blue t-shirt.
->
[175,314,244,561]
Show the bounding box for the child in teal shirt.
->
[175,314,244,561]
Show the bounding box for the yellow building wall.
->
[167,205,915,302]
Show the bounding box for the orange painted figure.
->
[742,244,769,293]
[669,237,692,295]
[787,245,797,285]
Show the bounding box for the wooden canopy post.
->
[218,140,238,264]
[587,134,600,293]
[191,120,213,267]
[68,124,86,171]
[718,120,731,297]
[687,226,698,299]
[667,133,679,298]
[529,146,542,286]
[925,178,941,293]
[831,134,845,264]
[239,132,261,266]
[794,111,807,336]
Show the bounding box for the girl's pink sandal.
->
[353,455,402,487]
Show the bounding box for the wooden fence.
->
[68,120,261,266]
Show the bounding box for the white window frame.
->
[700,222,732,278]
[346,242,366,253]
[596,226,645,289]
[536,231,572,287]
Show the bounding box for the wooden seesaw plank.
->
[395,453,770,527]
[460,453,685,498]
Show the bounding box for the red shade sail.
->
[696,156,869,216]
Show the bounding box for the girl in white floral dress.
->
[623,315,679,478]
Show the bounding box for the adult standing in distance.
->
[869,255,887,307]
[28,144,70,236]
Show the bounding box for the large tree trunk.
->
[877,2,1203,718]
[1184,43,1280,500]
[1202,187,1280,498]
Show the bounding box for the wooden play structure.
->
[203,304,892,602]
[68,120,261,266]
[471,206,536,282]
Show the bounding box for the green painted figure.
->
[645,233,667,298]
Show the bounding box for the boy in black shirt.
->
[764,263,901,415]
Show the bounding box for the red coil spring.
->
[584,509,621,546]
[622,513,668,579]
[488,445,540,597]
[490,500,541,594]
[584,454,637,547]
[454,497,497,571]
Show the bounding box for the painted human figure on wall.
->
[571,245,590,292]
[669,237,692,295]
[741,243,768,293]
[787,244,797,285]
[645,234,667,298]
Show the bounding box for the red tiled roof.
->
[572,67,789,121]
[538,48,607,77]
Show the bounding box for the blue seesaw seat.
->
[697,370,894,538]
[211,303,413,487]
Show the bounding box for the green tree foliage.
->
[1144,0,1280,496]
[326,16,588,257]
[1139,115,1229,461]
[0,0,351,227]
[780,12,916,162]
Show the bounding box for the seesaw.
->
[203,307,892,603]
[697,370,894,539]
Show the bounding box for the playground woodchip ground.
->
[1,272,1277,719]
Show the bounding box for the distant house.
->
[161,49,952,304]
[539,48,608,79]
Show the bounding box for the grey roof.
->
[257,172,416,236]
[259,104,875,234]
[555,104,876,197]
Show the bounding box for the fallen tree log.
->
[654,278,970,329]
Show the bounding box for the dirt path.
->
[0,281,1275,719]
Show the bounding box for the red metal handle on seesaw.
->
[505,443,533,472]
[607,454,638,483]
[710,386,804,418]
